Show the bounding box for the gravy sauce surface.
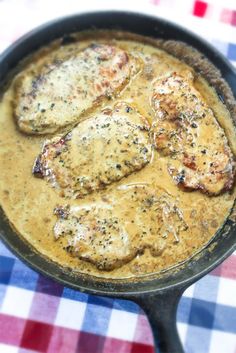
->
[0,32,235,278]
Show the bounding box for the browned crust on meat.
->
[32,102,152,198]
[153,39,236,128]
[151,70,235,196]
[13,43,141,135]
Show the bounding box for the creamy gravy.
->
[0,32,235,278]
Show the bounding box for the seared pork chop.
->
[14,44,140,134]
[54,185,187,270]
[151,71,235,195]
[33,102,152,198]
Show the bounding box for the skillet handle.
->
[134,287,186,353]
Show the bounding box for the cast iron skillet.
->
[0,11,236,353]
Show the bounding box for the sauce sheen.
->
[0,32,235,278]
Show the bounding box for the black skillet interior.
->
[0,11,236,353]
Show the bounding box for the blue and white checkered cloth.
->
[0,1,236,352]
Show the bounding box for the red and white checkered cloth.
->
[0,1,236,352]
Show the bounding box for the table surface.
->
[0,1,236,352]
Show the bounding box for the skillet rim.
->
[0,10,236,297]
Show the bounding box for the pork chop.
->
[33,102,152,198]
[151,71,235,195]
[54,185,188,270]
[14,44,140,134]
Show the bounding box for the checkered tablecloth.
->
[0,1,236,352]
